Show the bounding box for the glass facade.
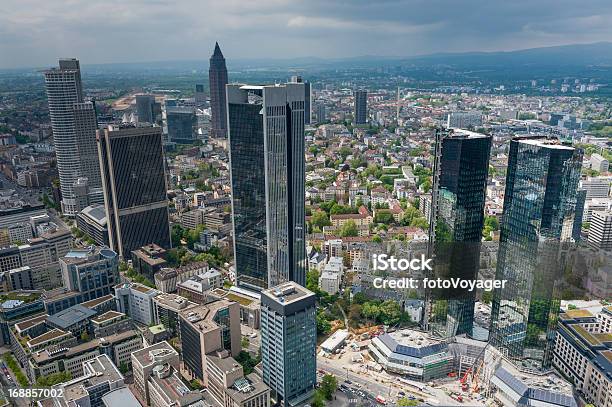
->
[260,285,316,406]
[227,84,306,291]
[166,107,196,144]
[489,136,583,371]
[430,130,492,338]
[98,126,171,257]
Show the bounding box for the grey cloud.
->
[0,0,611,68]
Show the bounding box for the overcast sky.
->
[1,0,611,69]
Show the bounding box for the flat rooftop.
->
[46,304,96,329]
[387,329,442,349]
[154,293,197,311]
[91,310,124,324]
[261,282,314,306]
[61,355,123,401]
[131,341,177,368]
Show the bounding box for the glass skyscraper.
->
[429,129,492,338]
[166,106,196,144]
[489,136,583,371]
[354,89,368,125]
[227,83,306,291]
[97,125,171,258]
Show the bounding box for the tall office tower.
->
[135,94,157,123]
[97,125,171,258]
[261,282,316,406]
[316,103,326,123]
[195,84,206,104]
[209,42,228,138]
[354,89,368,125]
[429,129,492,338]
[166,106,197,144]
[227,83,306,291]
[490,136,583,371]
[290,76,312,125]
[44,58,102,216]
[588,210,612,250]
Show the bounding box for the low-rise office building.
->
[553,308,612,407]
[368,329,453,381]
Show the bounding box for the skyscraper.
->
[490,136,583,371]
[166,106,197,144]
[44,58,102,216]
[290,76,312,125]
[209,42,228,138]
[135,94,160,124]
[354,89,368,125]
[261,282,316,406]
[429,129,492,338]
[97,125,171,258]
[227,83,306,291]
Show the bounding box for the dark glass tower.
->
[354,89,368,125]
[227,83,306,291]
[489,136,583,371]
[97,125,171,258]
[429,129,492,338]
[209,42,228,138]
[166,106,196,144]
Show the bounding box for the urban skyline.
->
[0,21,610,407]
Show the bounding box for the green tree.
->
[312,390,326,407]
[398,397,419,406]
[320,374,338,400]
[339,220,358,237]
[311,211,332,230]
[316,311,332,335]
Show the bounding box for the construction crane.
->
[459,342,490,394]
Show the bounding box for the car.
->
[345,380,352,384]
[398,391,405,396]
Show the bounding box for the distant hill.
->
[405,42,612,67]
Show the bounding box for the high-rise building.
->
[588,210,612,251]
[490,136,583,371]
[179,300,241,382]
[316,103,326,123]
[135,94,159,124]
[429,129,492,338]
[97,125,171,258]
[44,59,102,216]
[446,112,483,130]
[227,83,306,291]
[60,246,119,302]
[195,84,206,104]
[290,76,312,125]
[354,90,368,125]
[261,282,316,406]
[166,106,197,144]
[209,42,228,138]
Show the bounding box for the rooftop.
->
[131,341,178,368]
[60,354,124,402]
[91,310,124,324]
[46,304,96,329]
[261,282,314,306]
